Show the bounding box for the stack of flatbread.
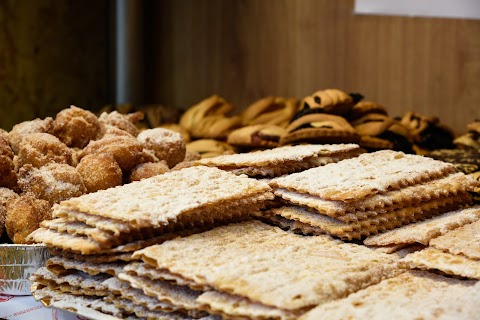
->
[400,217,480,279]
[195,143,364,177]
[28,166,274,319]
[116,220,401,319]
[267,150,478,240]
[363,206,480,279]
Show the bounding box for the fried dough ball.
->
[0,128,8,140]
[77,153,123,193]
[5,193,52,244]
[0,135,18,190]
[81,134,143,172]
[54,105,100,148]
[137,128,186,168]
[18,163,86,204]
[128,161,169,182]
[8,117,54,153]
[0,187,19,239]
[158,123,191,143]
[138,148,160,163]
[96,123,135,140]
[17,133,75,168]
[98,111,144,136]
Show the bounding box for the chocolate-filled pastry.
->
[454,120,480,150]
[352,113,414,153]
[298,89,363,117]
[281,113,359,145]
[348,101,388,121]
[401,112,454,152]
[227,124,285,149]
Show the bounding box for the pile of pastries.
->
[0,106,195,244]
[0,90,478,318]
[26,148,479,319]
[1,87,479,245]
[161,89,456,158]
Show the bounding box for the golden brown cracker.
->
[364,206,480,246]
[402,247,480,279]
[270,150,457,202]
[56,166,273,229]
[134,221,400,311]
[299,271,479,320]
[429,219,480,260]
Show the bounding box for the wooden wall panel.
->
[0,0,107,130]
[145,0,480,133]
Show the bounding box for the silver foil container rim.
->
[0,244,51,295]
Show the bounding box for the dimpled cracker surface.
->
[364,206,480,246]
[429,219,480,259]
[31,285,123,320]
[46,255,126,276]
[197,291,297,320]
[196,144,361,167]
[105,296,216,320]
[124,262,206,290]
[268,193,469,240]
[118,272,202,311]
[56,166,272,228]
[270,150,456,202]
[134,221,400,311]
[274,172,473,218]
[298,271,479,320]
[31,267,111,293]
[402,247,480,279]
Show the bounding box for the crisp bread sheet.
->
[274,172,474,218]
[52,166,273,228]
[134,221,400,312]
[402,247,480,279]
[31,284,124,319]
[364,205,480,246]
[429,219,480,259]
[298,271,479,320]
[197,290,298,320]
[196,144,361,167]
[270,150,456,202]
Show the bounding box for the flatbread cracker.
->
[364,206,480,246]
[55,166,273,229]
[402,247,480,279]
[123,262,207,291]
[274,172,473,219]
[104,296,214,320]
[31,284,124,319]
[268,193,469,240]
[196,144,361,167]
[134,221,400,311]
[118,272,202,311]
[31,213,252,254]
[197,291,298,320]
[50,250,134,263]
[31,267,111,294]
[270,150,456,202]
[225,156,351,178]
[299,271,479,320]
[429,219,480,259]
[46,256,126,276]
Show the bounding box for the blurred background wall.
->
[0,0,108,130]
[0,0,479,133]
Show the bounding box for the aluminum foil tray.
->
[0,244,50,295]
